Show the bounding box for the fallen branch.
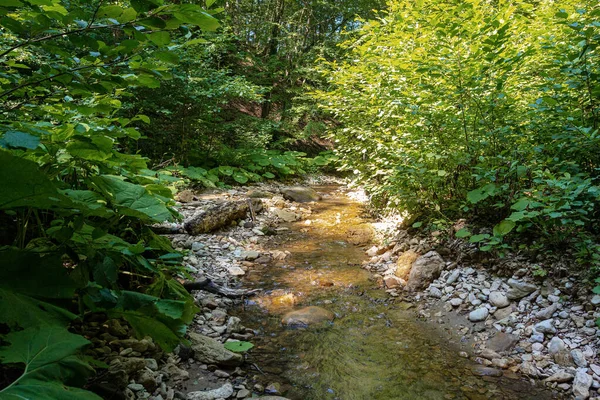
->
[182,278,259,299]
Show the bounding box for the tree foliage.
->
[317,0,600,262]
[0,0,217,396]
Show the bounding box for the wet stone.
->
[281,306,334,328]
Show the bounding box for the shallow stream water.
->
[234,186,557,400]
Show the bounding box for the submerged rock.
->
[406,251,445,291]
[188,332,243,366]
[282,306,334,328]
[281,187,321,203]
[471,365,503,377]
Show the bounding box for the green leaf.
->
[174,5,219,31]
[148,31,171,46]
[233,172,248,184]
[412,221,422,228]
[469,234,490,243]
[0,288,76,329]
[0,327,100,400]
[0,131,40,149]
[511,198,530,211]
[92,175,173,222]
[154,50,179,64]
[223,341,254,353]
[455,228,471,238]
[493,220,516,237]
[0,151,72,210]
[262,172,275,179]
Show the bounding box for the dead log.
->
[183,199,262,235]
[182,278,259,298]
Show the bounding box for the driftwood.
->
[184,199,262,235]
[182,278,259,299]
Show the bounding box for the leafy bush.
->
[316,0,600,266]
[0,0,218,396]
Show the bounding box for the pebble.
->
[469,307,489,322]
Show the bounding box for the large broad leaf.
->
[0,131,40,149]
[0,327,100,400]
[493,220,516,237]
[92,175,173,222]
[0,151,72,210]
[105,290,196,351]
[174,4,219,31]
[0,288,76,329]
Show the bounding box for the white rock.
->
[187,383,234,400]
[227,266,246,276]
[469,307,489,322]
[591,295,600,306]
[488,292,510,308]
[573,369,592,400]
[572,349,588,368]
[449,298,462,307]
[534,319,557,334]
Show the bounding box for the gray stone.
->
[486,332,519,352]
[406,251,445,291]
[449,298,462,307]
[281,187,321,203]
[534,319,556,334]
[488,292,510,308]
[189,332,243,366]
[591,295,600,306]
[429,286,443,298]
[573,369,592,400]
[530,333,544,343]
[548,336,574,366]
[506,279,537,300]
[535,303,559,320]
[469,307,489,322]
[545,371,574,383]
[446,269,460,285]
[187,382,234,400]
[572,349,588,368]
[273,208,300,222]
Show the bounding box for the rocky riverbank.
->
[92,180,337,400]
[363,225,600,399]
[89,179,598,399]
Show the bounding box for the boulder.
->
[282,306,334,328]
[406,251,445,291]
[188,332,243,366]
[395,250,419,280]
[281,187,321,203]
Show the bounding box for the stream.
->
[233,185,557,400]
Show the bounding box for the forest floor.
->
[105,179,599,400]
